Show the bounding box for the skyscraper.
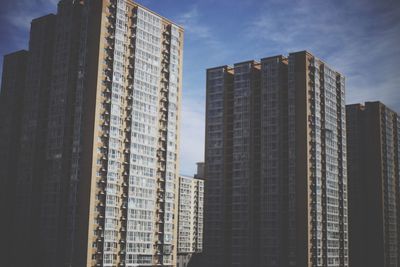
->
[347,102,400,267]
[0,0,183,266]
[177,164,205,267]
[204,51,348,267]
[0,50,28,261]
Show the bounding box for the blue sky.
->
[1,0,399,175]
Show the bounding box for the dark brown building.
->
[347,102,400,267]
[0,50,28,262]
[204,51,348,267]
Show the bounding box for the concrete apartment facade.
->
[204,51,348,267]
[347,102,400,267]
[177,164,204,267]
[0,0,183,266]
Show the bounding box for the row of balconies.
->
[155,50,169,254]
[121,81,131,248]
[162,56,169,64]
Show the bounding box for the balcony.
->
[107,12,116,20]
[105,45,113,52]
[109,3,116,10]
[105,55,113,62]
[129,35,136,43]
[104,65,112,72]
[103,97,111,104]
[159,134,166,141]
[102,87,111,94]
[157,164,165,171]
[107,23,115,31]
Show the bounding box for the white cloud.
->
[245,0,400,110]
[175,6,222,49]
[179,92,205,175]
[176,7,207,37]
[4,14,32,30]
[3,0,58,30]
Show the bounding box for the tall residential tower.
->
[0,0,183,267]
[204,51,348,267]
[347,102,400,267]
[177,163,205,267]
[0,50,28,260]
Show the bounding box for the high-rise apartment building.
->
[204,51,348,267]
[0,0,183,267]
[177,164,204,267]
[0,50,28,260]
[347,102,400,267]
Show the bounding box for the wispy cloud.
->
[2,0,58,30]
[4,14,32,30]
[175,6,226,174]
[176,7,209,38]
[175,6,222,49]
[179,91,205,175]
[245,0,400,110]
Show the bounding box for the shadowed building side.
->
[14,14,56,267]
[0,50,28,264]
[347,102,400,267]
